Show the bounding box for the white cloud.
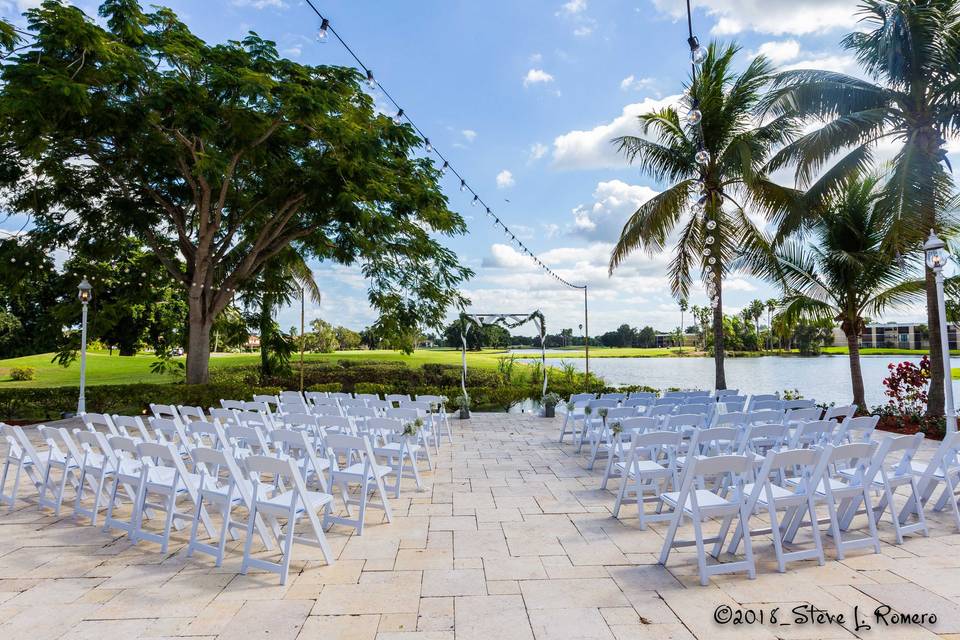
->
[781,53,859,75]
[552,95,680,170]
[573,25,594,37]
[282,46,302,58]
[755,40,801,64]
[569,180,660,241]
[523,68,555,87]
[496,170,515,189]
[620,75,655,91]
[558,0,587,14]
[651,0,859,36]
[529,52,544,64]
[528,143,549,162]
[461,129,477,142]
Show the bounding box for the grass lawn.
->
[0,348,512,388]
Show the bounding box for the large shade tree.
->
[0,1,471,383]
[746,176,923,408]
[763,0,960,415]
[609,43,800,389]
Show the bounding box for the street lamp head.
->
[78,278,93,303]
[925,229,949,271]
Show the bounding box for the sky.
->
[3,0,959,337]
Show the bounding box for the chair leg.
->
[612,470,629,518]
[8,461,23,512]
[861,487,881,554]
[240,503,258,576]
[739,504,756,579]
[691,516,709,586]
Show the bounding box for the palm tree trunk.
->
[713,280,726,390]
[846,330,866,410]
[925,267,946,417]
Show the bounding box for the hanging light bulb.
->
[317,18,330,42]
[705,235,715,245]
[689,36,707,65]
[424,138,433,153]
[695,147,710,164]
[472,195,479,207]
[687,106,703,126]
[440,161,449,176]
[692,201,705,214]
[366,69,376,89]
[708,257,716,265]
[703,247,711,257]
[460,179,467,192]
[706,220,717,231]
[393,108,405,124]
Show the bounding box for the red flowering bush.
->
[881,356,930,418]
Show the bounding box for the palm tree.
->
[609,42,800,389]
[241,247,322,379]
[678,298,688,354]
[746,176,922,408]
[765,298,778,349]
[747,299,765,348]
[763,0,960,415]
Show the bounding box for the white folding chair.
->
[659,454,756,586]
[224,424,273,458]
[1,424,48,511]
[600,416,658,489]
[587,406,636,470]
[132,441,213,553]
[386,407,435,467]
[241,454,335,584]
[186,420,226,450]
[111,415,153,442]
[752,400,785,412]
[149,417,190,453]
[268,428,330,493]
[899,431,960,530]
[366,417,425,497]
[825,404,857,423]
[788,420,836,449]
[209,407,240,428]
[150,403,183,424]
[36,426,82,516]
[746,394,779,411]
[784,441,881,560]
[186,446,274,566]
[81,413,120,437]
[73,430,122,526]
[832,415,878,445]
[103,436,146,539]
[784,399,817,410]
[576,399,618,451]
[839,434,929,545]
[785,407,823,425]
[177,405,208,424]
[612,430,682,529]
[326,433,393,535]
[417,394,452,444]
[559,395,591,444]
[726,447,827,573]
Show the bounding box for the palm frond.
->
[609,181,691,273]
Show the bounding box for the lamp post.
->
[77,278,93,415]
[924,230,956,433]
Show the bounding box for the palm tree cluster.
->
[610,0,960,411]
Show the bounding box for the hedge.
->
[0,383,282,421]
[0,359,656,421]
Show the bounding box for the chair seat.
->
[616,459,669,476]
[742,482,797,505]
[145,467,199,492]
[661,489,739,514]
[257,489,333,516]
[838,465,911,487]
[338,462,392,479]
[377,442,422,455]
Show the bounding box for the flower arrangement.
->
[597,407,609,419]
[403,418,424,437]
[566,401,576,411]
[584,405,592,415]
[610,420,623,437]
[542,392,561,408]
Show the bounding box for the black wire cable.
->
[300,1,586,290]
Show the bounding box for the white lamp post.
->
[77,278,93,415]
[924,230,956,433]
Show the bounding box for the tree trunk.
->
[925,267,946,417]
[846,330,866,410]
[713,280,726,390]
[186,311,212,384]
[259,298,273,380]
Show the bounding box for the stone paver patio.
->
[2,412,960,640]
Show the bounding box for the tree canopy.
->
[0,1,472,382]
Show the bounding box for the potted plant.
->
[457,394,471,419]
[542,392,561,418]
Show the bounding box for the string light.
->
[299,1,586,291]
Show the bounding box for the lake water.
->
[518,354,960,408]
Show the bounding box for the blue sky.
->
[3,0,956,336]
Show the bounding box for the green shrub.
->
[354,382,390,397]
[307,382,342,393]
[9,367,35,381]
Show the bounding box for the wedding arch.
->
[458,311,548,401]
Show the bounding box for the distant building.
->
[654,333,698,348]
[245,335,261,350]
[830,322,959,349]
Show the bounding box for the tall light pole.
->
[77,278,93,415]
[924,230,956,433]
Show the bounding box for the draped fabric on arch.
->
[458,312,547,401]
